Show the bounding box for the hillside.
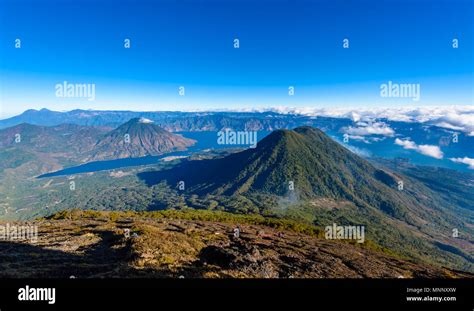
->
[0,210,469,278]
[0,123,109,174]
[0,123,108,156]
[87,118,196,161]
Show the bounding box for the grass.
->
[45,209,410,260]
[46,209,324,237]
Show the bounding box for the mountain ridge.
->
[87,118,196,161]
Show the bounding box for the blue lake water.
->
[37,153,187,178]
[38,131,272,178]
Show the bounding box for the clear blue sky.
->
[0,0,472,117]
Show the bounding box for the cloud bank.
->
[449,157,474,170]
[343,121,395,137]
[253,105,474,136]
[394,138,444,159]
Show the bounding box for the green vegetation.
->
[46,209,409,261]
[47,209,324,237]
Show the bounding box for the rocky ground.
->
[0,213,471,278]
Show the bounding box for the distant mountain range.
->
[0,108,349,132]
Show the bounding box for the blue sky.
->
[0,0,473,118]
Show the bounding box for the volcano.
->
[88,118,196,161]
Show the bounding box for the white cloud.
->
[417,145,444,159]
[138,117,153,123]
[247,105,474,135]
[394,138,444,159]
[345,135,371,144]
[346,145,372,157]
[449,157,474,170]
[394,138,417,150]
[432,112,474,136]
[343,122,395,137]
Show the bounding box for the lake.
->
[38,131,272,178]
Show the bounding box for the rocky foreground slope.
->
[0,210,470,278]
